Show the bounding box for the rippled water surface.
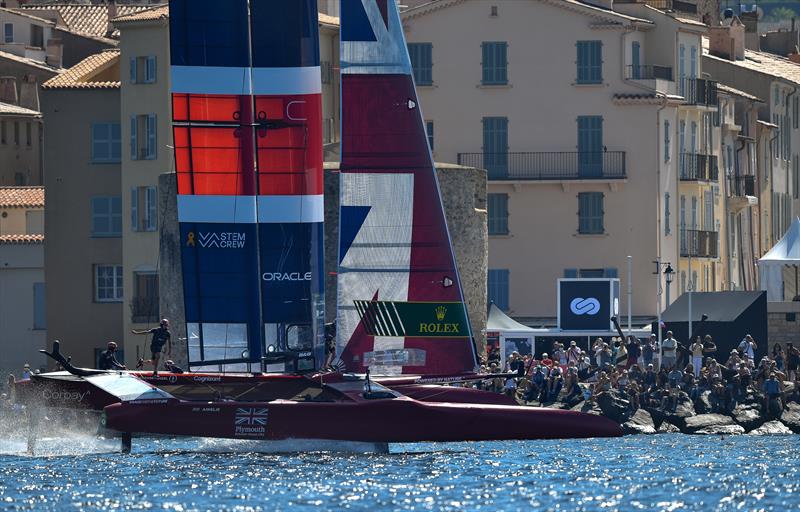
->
[1,433,799,511]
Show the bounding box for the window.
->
[564,268,617,278]
[132,271,159,323]
[690,46,697,79]
[3,23,12,44]
[131,186,157,232]
[488,193,508,235]
[425,120,434,151]
[578,192,604,234]
[130,114,157,160]
[95,265,123,302]
[576,40,602,84]
[130,56,157,84]
[482,116,508,178]
[25,122,31,147]
[1,121,5,144]
[33,282,45,330]
[408,43,433,86]
[481,41,508,85]
[30,25,43,48]
[488,269,509,311]
[664,120,670,162]
[92,122,121,163]
[321,60,333,84]
[91,196,122,237]
[13,121,19,145]
[774,85,779,106]
[679,45,685,94]
[665,192,671,236]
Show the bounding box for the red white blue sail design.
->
[336,0,478,375]
[169,0,324,371]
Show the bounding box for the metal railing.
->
[680,77,718,106]
[456,151,626,180]
[625,65,673,81]
[728,174,756,196]
[680,153,719,181]
[616,0,697,13]
[680,229,719,258]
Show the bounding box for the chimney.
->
[106,0,118,38]
[19,74,38,111]
[0,76,18,105]
[708,18,745,60]
[45,38,63,68]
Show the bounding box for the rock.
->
[780,402,800,433]
[571,400,602,416]
[596,391,631,424]
[693,424,745,435]
[732,404,764,431]
[662,393,696,430]
[657,421,680,433]
[684,413,735,434]
[748,420,793,435]
[622,409,656,435]
[695,391,712,414]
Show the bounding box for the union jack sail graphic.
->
[235,408,269,426]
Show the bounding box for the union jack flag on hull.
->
[235,408,269,426]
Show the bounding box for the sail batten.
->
[336,0,478,376]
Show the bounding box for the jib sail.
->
[336,0,479,375]
[169,0,324,371]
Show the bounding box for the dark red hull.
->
[103,397,622,442]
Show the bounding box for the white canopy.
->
[758,217,800,301]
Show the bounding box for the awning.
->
[759,217,800,301]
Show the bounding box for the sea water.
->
[0,434,798,511]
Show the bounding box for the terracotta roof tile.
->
[705,48,800,87]
[716,83,763,102]
[0,102,41,117]
[20,4,153,38]
[42,50,120,90]
[0,234,44,245]
[0,49,61,73]
[113,5,169,23]
[0,186,44,208]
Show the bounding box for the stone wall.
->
[160,162,488,366]
[767,301,800,352]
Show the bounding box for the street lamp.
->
[664,264,674,305]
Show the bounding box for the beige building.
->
[0,100,41,185]
[0,186,45,376]
[42,49,123,367]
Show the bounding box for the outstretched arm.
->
[131,329,149,335]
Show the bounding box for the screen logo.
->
[569,297,601,316]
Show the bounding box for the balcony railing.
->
[625,65,673,81]
[616,0,697,13]
[728,174,756,197]
[680,153,719,181]
[680,77,718,106]
[457,151,626,180]
[680,229,719,258]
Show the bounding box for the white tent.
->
[758,217,800,301]
[486,303,537,369]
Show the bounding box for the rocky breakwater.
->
[531,384,799,436]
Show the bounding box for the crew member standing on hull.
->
[131,319,171,376]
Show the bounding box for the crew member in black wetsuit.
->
[98,342,126,371]
[131,318,171,376]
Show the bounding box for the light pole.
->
[664,263,674,305]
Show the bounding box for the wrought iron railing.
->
[680,153,719,181]
[680,229,719,258]
[625,65,673,81]
[728,174,756,196]
[680,77,718,106]
[456,151,626,180]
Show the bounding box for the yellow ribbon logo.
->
[187,232,196,247]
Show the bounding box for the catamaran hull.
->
[103,398,622,442]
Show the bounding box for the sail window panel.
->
[249,0,319,68]
[169,0,250,68]
[172,94,243,123]
[174,126,246,196]
[187,323,249,363]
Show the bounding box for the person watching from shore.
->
[738,334,757,361]
[626,336,641,369]
[590,371,610,402]
[702,334,717,360]
[615,340,628,368]
[567,340,581,366]
[642,335,655,367]
[772,343,785,372]
[786,343,800,381]
[690,337,704,377]
[131,318,172,377]
[762,372,783,415]
[540,352,554,368]
[98,341,126,371]
[662,331,678,370]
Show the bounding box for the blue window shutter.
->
[564,268,578,278]
[147,114,157,159]
[147,186,157,231]
[146,56,156,83]
[130,116,137,160]
[488,193,509,235]
[488,269,510,311]
[130,57,137,84]
[131,187,139,231]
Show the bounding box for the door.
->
[578,116,603,177]
[631,41,640,79]
[483,117,508,178]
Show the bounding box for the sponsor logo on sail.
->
[569,297,601,316]
[419,304,461,334]
[187,231,246,249]
[262,271,312,282]
[234,407,268,436]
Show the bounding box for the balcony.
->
[457,151,626,180]
[727,174,758,212]
[625,65,673,81]
[680,153,719,182]
[616,0,697,14]
[680,77,718,106]
[680,229,719,258]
